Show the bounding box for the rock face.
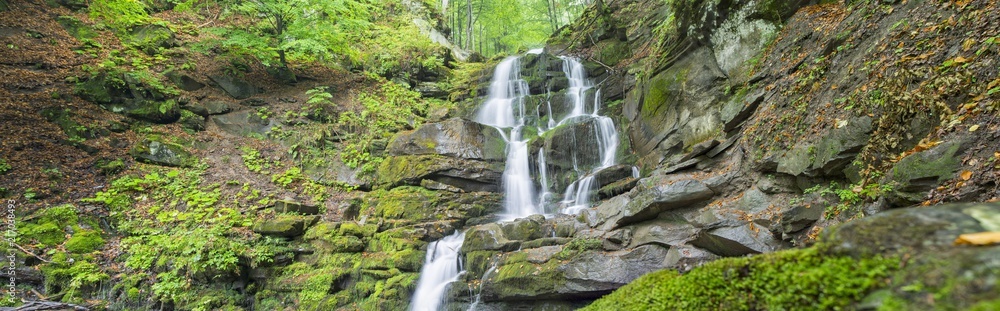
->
[210,75,259,99]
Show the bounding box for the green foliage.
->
[338,75,428,174]
[0,158,10,174]
[804,180,894,219]
[304,86,336,122]
[206,0,373,68]
[239,146,273,174]
[89,0,151,32]
[583,247,898,311]
[271,166,302,188]
[554,238,603,260]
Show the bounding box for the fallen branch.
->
[13,244,51,264]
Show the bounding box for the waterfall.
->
[410,232,466,311]
[475,56,541,219]
[410,51,623,310]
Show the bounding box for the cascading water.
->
[410,232,466,311]
[475,56,542,219]
[410,50,625,310]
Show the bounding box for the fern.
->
[89,0,150,32]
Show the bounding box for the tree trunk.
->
[466,0,473,50]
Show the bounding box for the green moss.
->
[492,259,566,299]
[582,247,898,310]
[65,230,105,253]
[553,238,603,260]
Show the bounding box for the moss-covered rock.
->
[129,135,194,167]
[65,230,105,253]
[887,140,965,205]
[254,215,320,237]
[375,154,503,192]
[56,16,97,41]
[126,24,177,55]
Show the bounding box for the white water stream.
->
[410,50,623,310]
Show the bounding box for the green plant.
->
[89,0,151,32]
[0,158,10,174]
[239,146,272,174]
[271,166,303,188]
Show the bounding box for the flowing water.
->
[409,232,466,311]
[410,51,623,310]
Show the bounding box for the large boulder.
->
[387,118,506,161]
[690,224,781,257]
[129,135,193,167]
[126,24,177,55]
[375,154,503,192]
[886,140,966,206]
[212,110,271,136]
[604,179,715,228]
[210,75,259,99]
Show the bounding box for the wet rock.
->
[810,116,872,176]
[597,177,638,200]
[212,110,271,136]
[129,136,193,167]
[541,116,617,173]
[707,134,740,158]
[178,110,205,132]
[210,75,259,99]
[603,228,633,250]
[273,200,320,215]
[253,215,319,237]
[521,238,574,249]
[203,101,233,115]
[593,165,635,189]
[387,118,506,161]
[758,174,798,194]
[523,245,564,264]
[690,224,780,257]
[415,82,448,99]
[303,156,369,190]
[779,199,826,234]
[612,179,715,228]
[463,223,520,252]
[660,158,700,174]
[499,215,546,241]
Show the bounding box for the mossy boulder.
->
[165,70,205,92]
[126,24,177,55]
[65,230,105,253]
[886,140,966,205]
[253,215,320,237]
[387,118,507,161]
[129,135,194,167]
[178,109,205,132]
[375,154,503,192]
[75,72,181,124]
[56,16,96,41]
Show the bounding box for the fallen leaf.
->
[961,170,973,181]
[954,56,970,64]
[954,232,1000,246]
[970,124,980,132]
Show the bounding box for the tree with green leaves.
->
[209,0,374,75]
